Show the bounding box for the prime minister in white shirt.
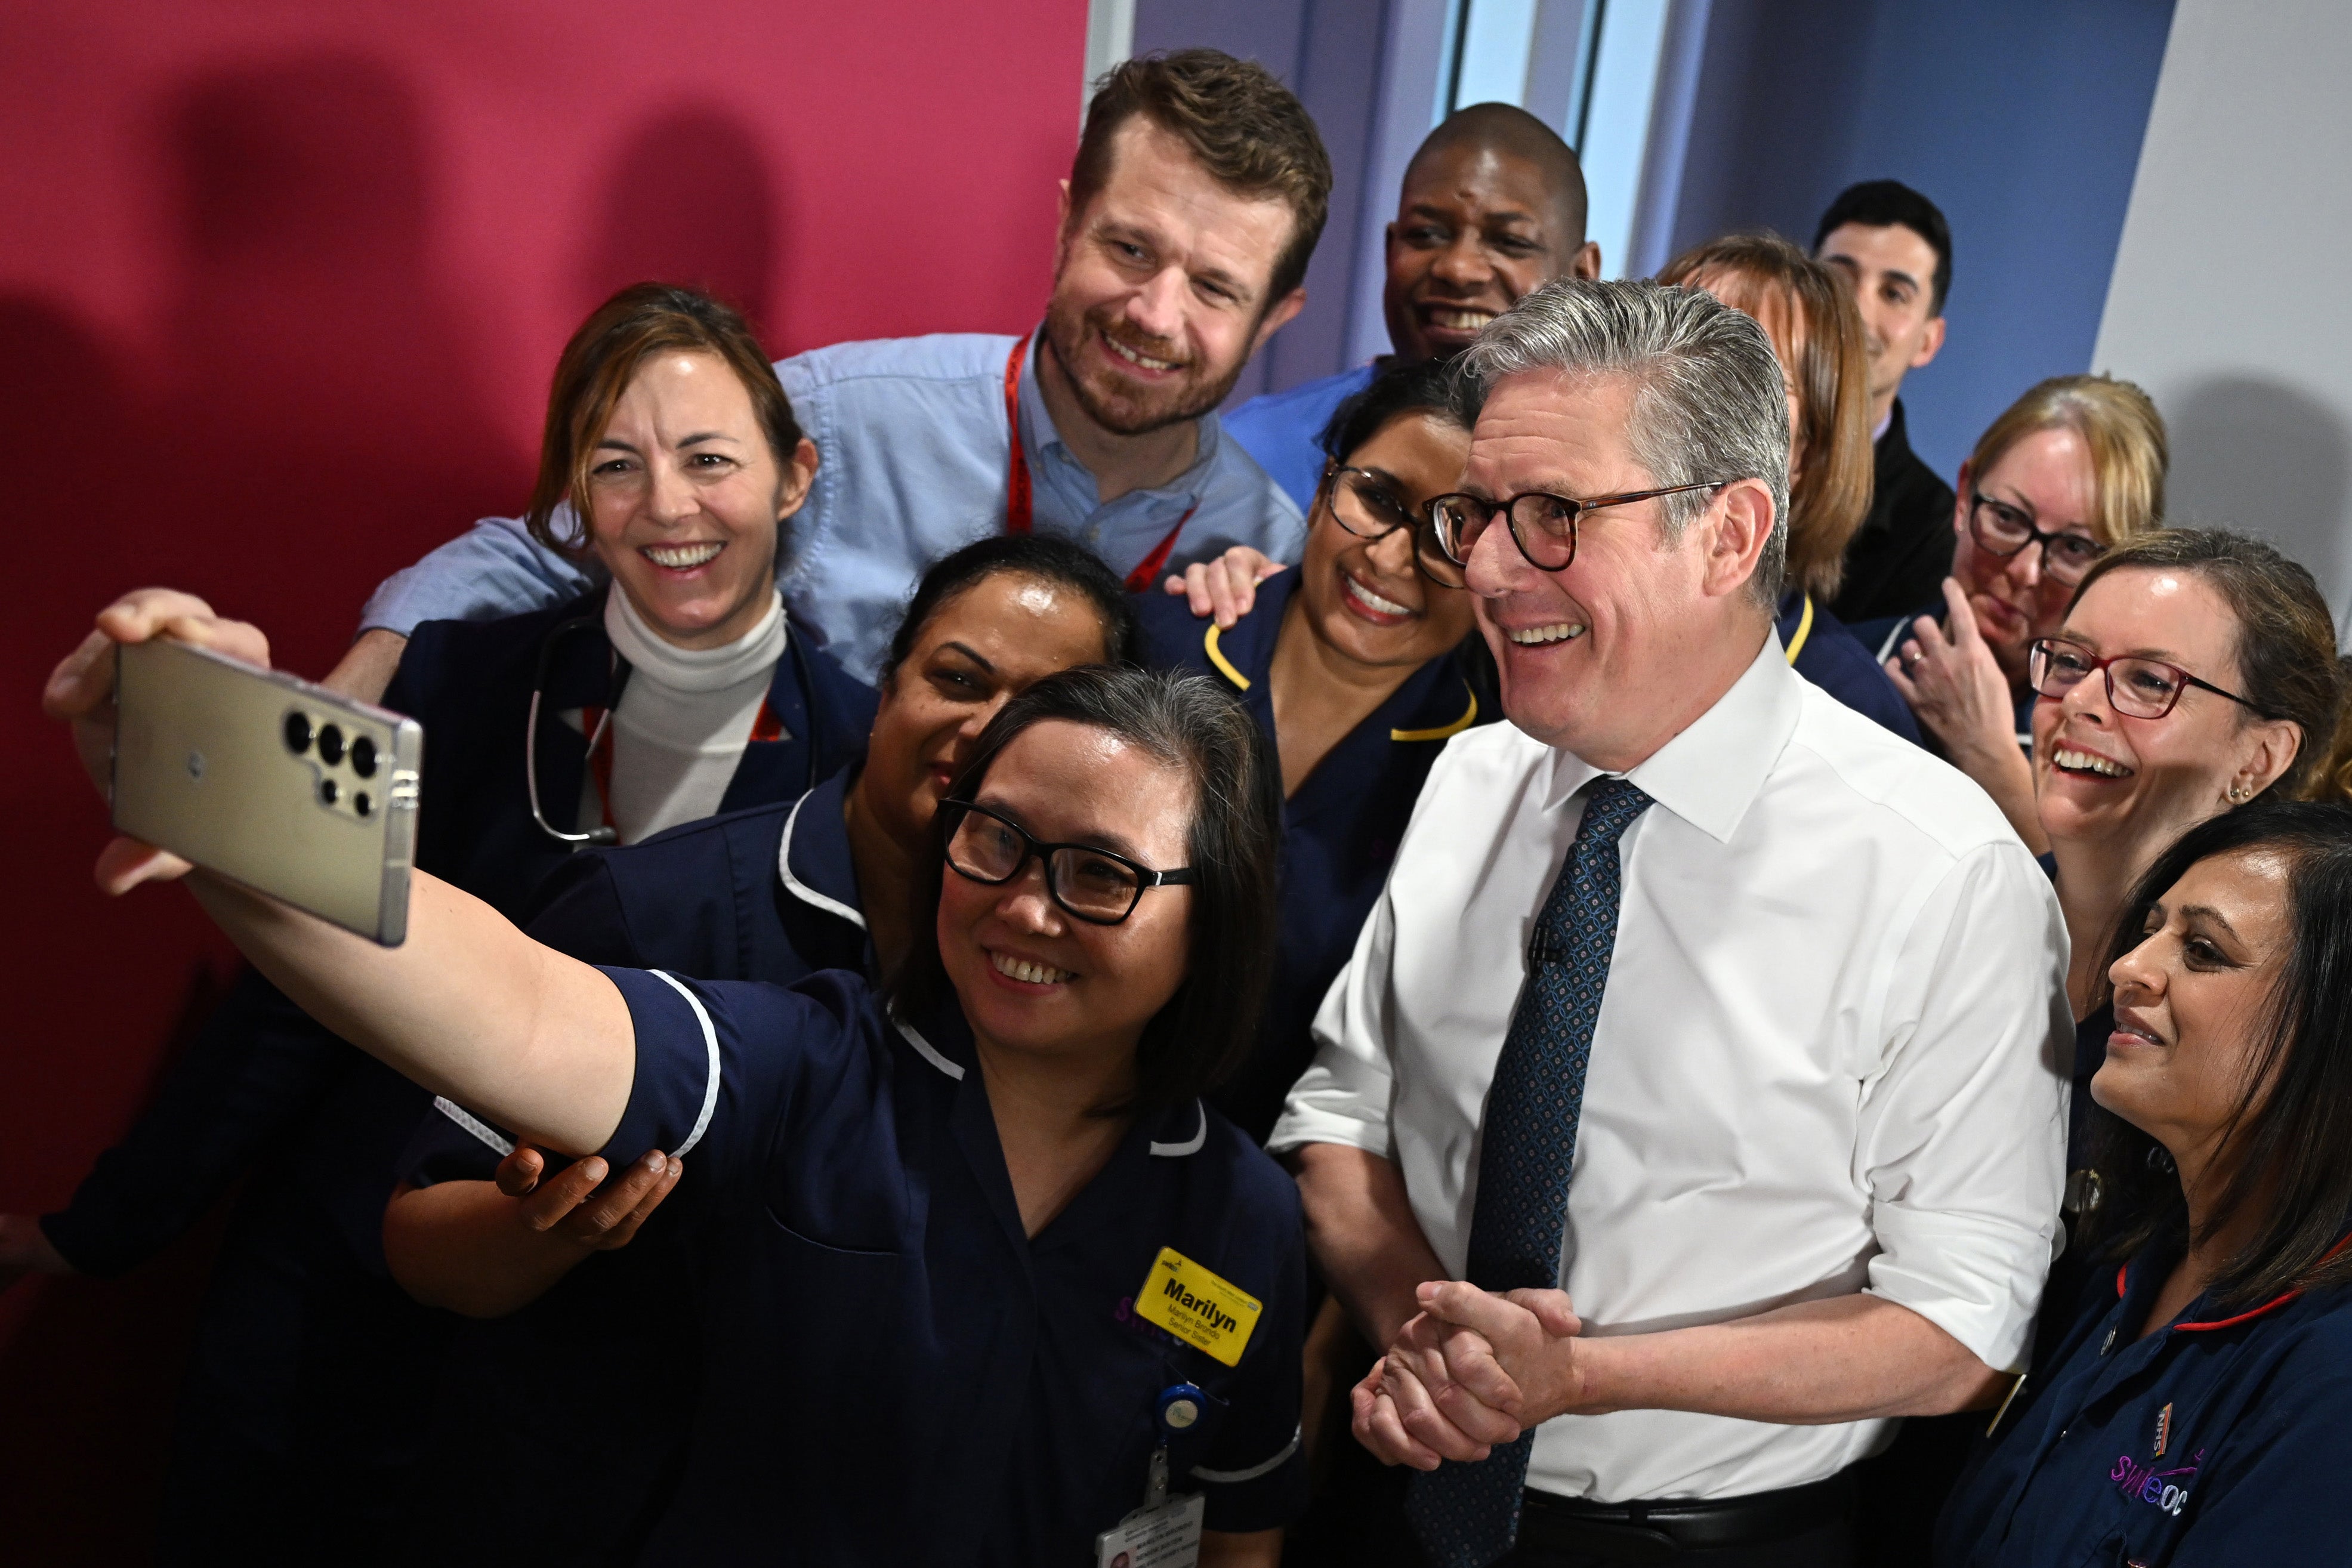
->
[1271,279,2068,1542]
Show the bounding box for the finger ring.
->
[1905,647,1922,664]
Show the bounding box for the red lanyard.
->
[1002,332,1194,592]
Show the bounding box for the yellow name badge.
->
[1133,1247,1261,1368]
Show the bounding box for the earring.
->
[2228,783,2252,802]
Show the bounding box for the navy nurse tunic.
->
[1775,590,1921,742]
[1936,1226,2352,1564]
[588,968,1309,1564]
[1137,570,1489,1142]
[396,767,875,1562]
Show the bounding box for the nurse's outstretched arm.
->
[47,589,636,1156]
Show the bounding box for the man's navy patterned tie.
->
[1405,776,1653,1568]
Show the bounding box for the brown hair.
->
[1069,50,1332,307]
[1657,233,1871,599]
[1967,374,2166,549]
[2069,527,2345,801]
[524,283,804,553]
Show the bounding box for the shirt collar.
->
[776,766,865,930]
[1541,632,1800,844]
[1018,323,1223,505]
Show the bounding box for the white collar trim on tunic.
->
[1150,1101,1208,1158]
[1543,632,1802,844]
[774,790,866,930]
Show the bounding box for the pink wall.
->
[0,1,1083,1553]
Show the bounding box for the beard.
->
[1041,297,1251,437]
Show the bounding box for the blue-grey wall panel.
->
[1668,0,2175,480]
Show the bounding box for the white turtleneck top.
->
[578,586,789,844]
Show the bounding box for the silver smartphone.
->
[112,639,425,944]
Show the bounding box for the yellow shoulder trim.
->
[1784,593,1814,666]
[1203,622,1252,690]
[1392,688,1479,743]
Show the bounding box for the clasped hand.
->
[1351,1282,1585,1470]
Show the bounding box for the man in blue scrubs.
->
[1224,103,1598,514]
[332,49,1329,692]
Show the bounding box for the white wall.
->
[2093,0,2352,628]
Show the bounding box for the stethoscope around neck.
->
[523,605,823,848]
[526,612,625,847]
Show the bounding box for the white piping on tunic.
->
[776,789,866,929]
[1192,1428,1301,1484]
[894,1018,965,1080]
[649,969,722,1156]
[1150,1101,1206,1157]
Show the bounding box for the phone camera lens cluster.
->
[284,706,384,825]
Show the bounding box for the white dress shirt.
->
[1270,635,2070,1504]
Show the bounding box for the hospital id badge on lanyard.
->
[1094,1384,1208,1568]
[1002,333,1194,593]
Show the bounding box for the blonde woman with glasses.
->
[1869,374,2166,848]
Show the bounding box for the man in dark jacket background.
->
[1816,180,1958,623]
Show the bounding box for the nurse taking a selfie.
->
[49,620,1307,1568]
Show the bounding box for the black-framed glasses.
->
[1427,480,1730,575]
[1320,464,1458,586]
[1968,492,2103,585]
[2028,637,2264,720]
[940,800,1196,926]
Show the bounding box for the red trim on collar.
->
[749,696,788,743]
[2123,1231,2352,1332]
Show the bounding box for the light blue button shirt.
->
[360,329,1305,683]
[1222,362,1376,514]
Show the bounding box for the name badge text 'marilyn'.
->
[1132,1247,1261,1367]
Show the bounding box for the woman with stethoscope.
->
[393,285,869,901]
[7,282,866,1558]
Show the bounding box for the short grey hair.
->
[1455,277,1792,606]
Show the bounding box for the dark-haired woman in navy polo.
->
[59,632,1310,1564]
[1140,359,1490,1146]
[1937,802,2352,1566]
[376,532,1141,1561]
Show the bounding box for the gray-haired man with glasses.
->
[1270,279,2069,1567]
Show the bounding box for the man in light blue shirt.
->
[341,50,1330,692]
[1224,103,1598,515]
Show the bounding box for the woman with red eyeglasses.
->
[2027,529,2346,1178]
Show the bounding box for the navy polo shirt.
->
[1937,1227,2352,1565]
[396,769,875,1561]
[1776,591,1920,742]
[591,967,1308,1564]
[1138,570,1490,1142]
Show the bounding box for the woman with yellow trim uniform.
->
[1659,233,1918,742]
[1137,360,1490,1145]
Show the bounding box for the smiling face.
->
[1817,221,1944,410]
[2097,847,2294,1164]
[939,720,1195,1075]
[2033,567,2295,856]
[1383,141,1595,362]
[1950,425,2098,679]
[1297,410,1477,671]
[1461,369,1772,767]
[1044,119,1303,437]
[584,351,816,650]
[861,573,1116,858]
